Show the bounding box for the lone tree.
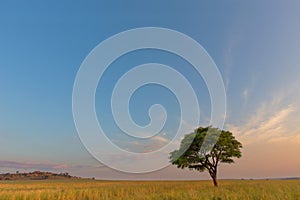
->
[170,126,242,187]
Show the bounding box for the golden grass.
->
[0,179,299,200]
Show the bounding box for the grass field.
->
[0,179,299,200]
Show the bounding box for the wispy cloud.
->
[223,29,242,92]
[227,101,300,145]
[242,89,249,105]
[0,160,99,172]
[0,160,69,171]
[226,75,300,145]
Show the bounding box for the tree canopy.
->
[170,126,242,187]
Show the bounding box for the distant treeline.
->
[0,171,86,181]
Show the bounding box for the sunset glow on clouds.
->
[0,160,69,171]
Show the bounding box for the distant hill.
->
[277,177,300,180]
[0,171,90,181]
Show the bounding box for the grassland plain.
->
[0,179,299,200]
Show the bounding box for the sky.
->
[1,1,300,179]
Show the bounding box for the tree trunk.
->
[212,175,218,187]
[209,169,218,187]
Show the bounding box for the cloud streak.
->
[227,100,300,145]
[242,89,249,105]
[0,160,69,171]
[0,160,99,172]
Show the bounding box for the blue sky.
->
[1,1,300,179]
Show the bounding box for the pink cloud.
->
[0,160,69,171]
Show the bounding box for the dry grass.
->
[0,179,299,199]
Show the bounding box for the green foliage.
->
[170,126,242,186]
